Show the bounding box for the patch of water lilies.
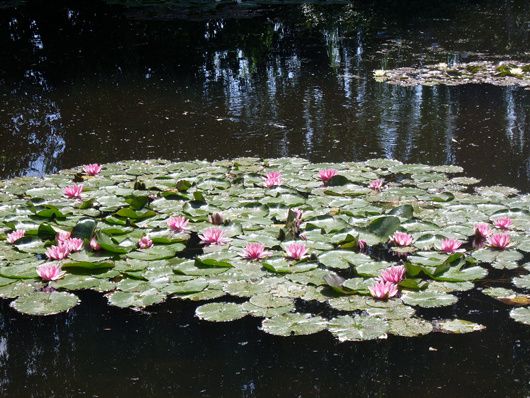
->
[373,61,530,89]
[0,158,529,342]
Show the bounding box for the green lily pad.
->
[10,291,79,316]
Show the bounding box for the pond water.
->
[0,0,529,396]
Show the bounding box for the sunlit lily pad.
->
[10,291,79,316]
[261,313,328,336]
[432,319,486,334]
[327,314,388,342]
[195,302,249,322]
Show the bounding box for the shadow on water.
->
[0,1,530,396]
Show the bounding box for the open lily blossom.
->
[379,265,406,284]
[64,184,83,199]
[7,229,25,244]
[318,169,338,184]
[390,231,413,247]
[440,239,463,254]
[167,216,189,232]
[494,216,513,230]
[369,179,384,191]
[36,263,66,282]
[45,245,70,261]
[369,280,399,300]
[83,163,102,176]
[474,223,492,238]
[285,242,308,260]
[60,237,84,252]
[487,233,511,250]
[90,237,101,251]
[199,227,229,246]
[56,231,71,243]
[242,243,270,261]
[138,236,153,249]
[264,171,282,188]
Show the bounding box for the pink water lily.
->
[36,263,66,282]
[369,179,384,191]
[199,227,229,246]
[264,171,282,188]
[83,163,102,176]
[440,238,463,254]
[318,169,338,184]
[358,239,367,252]
[390,231,413,247]
[474,223,492,238]
[7,229,25,244]
[64,184,83,199]
[242,243,271,261]
[60,237,84,252]
[369,280,399,300]
[56,231,71,244]
[90,237,101,251]
[138,236,153,249]
[45,245,70,260]
[487,233,511,250]
[379,265,406,284]
[167,216,189,232]
[494,216,512,230]
[285,242,308,260]
[293,208,303,232]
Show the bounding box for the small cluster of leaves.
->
[373,61,530,89]
[0,157,529,342]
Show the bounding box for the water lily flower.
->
[208,213,224,225]
[369,179,384,191]
[60,237,84,252]
[199,227,229,246]
[45,245,70,260]
[36,263,66,282]
[90,237,101,251]
[369,280,398,300]
[389,231,413,247]
[487,233,511,250]
[56,231,72,244]
[138,236,153,249]
[167,216,190,232]
[494,216,512,230]
[474,223,492,238]
[6,229,25,244]
[373,69,386,77]
[358,239,367,252]
[64,184,83,199]
[292,208,303,232]
[242,243,271,261]
[264,171,282,188]
[285,242,308,260]
[379,265,406,284]
[318,169,338,184]
[440,238,463,254]
[83,163,102,176]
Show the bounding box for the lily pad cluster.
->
[373,61,530,89]
[0,158,529,342]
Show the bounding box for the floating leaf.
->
[261,313,328,336]
[10,291,79,316]
[327,315,388,342]
[195,302,248,322]
[432,319,486,334]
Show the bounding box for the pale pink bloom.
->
[293,208,303,232]
[208,213,224,225]
[6,229,25,244]
[369,179,384,191]
[64,184,83,199]
[167,216,189,232]
[56,231,71,244]
[318,169,338,184]
[45,245,70,260]
[358,239,367,252]
[440,239,463,254]
[494,216,512,230]
[36,263,66,282]
[83,163,102,176]
[487,233,511,250]
[242,243,270,261]
[285,242,308,260]
[90,237,101,251]
[60,237,84,252]
[138,236,153,249]
[474,223,492,238]
[390,231,413,247]
[379,265,406,284]
[199,227,229,246]
[264,171,282,188]
[369,280,399,300]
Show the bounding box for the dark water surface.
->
[1,1,530,397]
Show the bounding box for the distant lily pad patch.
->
[374,61,530,89]
[0,157,529,342]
